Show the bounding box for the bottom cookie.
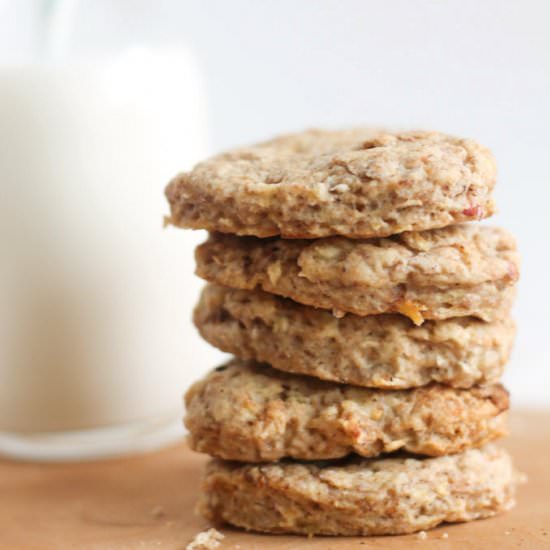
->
[198,445,518,536]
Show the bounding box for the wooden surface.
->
[1,411,549,549]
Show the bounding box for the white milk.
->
[0,48,223,456]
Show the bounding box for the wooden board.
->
[1,411,548,549]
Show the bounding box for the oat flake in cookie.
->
[184,359,509,462]
[165,129,496,239]
[199,445,518,536]
[195,224,519,324]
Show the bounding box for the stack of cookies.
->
[165,129,521,536]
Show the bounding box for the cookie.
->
[194,284,515,389]
[198,445,517,536]
[166,129,496,239]
[195,224,519,324]
[184,359,509,462]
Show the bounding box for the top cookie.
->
[165,129,496,239]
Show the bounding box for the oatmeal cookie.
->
[166,129,496,239]
[184,359,509,462]
[195,225,519,323]
[199,445,518,535]
[194,284,515,389]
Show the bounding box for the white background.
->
[2,0,549,407]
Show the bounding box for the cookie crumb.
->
[441,532,449,539]
[504,530,511,536]
[186,528,224,550]
[416,530,427,540]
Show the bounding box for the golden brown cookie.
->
[166,129,496,239]
[199,445,518,535]
[184,359,509,462]
[194,284,515,389]
[195,224,519,323]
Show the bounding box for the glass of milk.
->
[0,7,222,460]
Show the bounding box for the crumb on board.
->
[517,472,528,484]
[416,530,428,540]
[441,532,449,539]
[186,528,224,550]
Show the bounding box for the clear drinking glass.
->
[0,1,221,460]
